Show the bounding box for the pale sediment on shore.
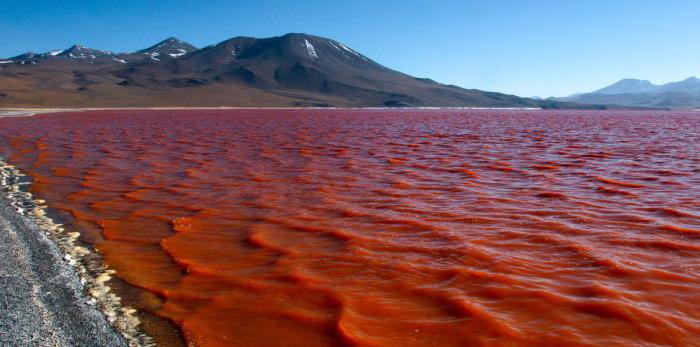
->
[0,109,77,117]
[0,160,152,346]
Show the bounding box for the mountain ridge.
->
[554,77,700,108]
[0,33,604,108]
[592,79,658,95]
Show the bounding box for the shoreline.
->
[0,106,681,119]
[0,107,549,119]
[0,160,151,345]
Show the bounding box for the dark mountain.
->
[136,37,198,61]
[554,77,700,108]
[8,45,116,64]
[6,52,42,65]
[0,33,598,108]
[55,45,114,60]
[3,38,197,66]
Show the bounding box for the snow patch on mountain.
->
[144,52,161,61]
[328,41,342,52]
[328,40,368,62]
[168,49,188,58]
[337,42,367,61]
[304,39,318,59]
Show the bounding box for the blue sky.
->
[1,0,698,97]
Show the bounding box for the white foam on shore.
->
[0,159,153,346]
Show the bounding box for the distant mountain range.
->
[553,77,700,108]
[0,34,599,108]
[5,38,199,64]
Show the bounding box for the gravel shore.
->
[0,157,153,346]
[0,189,127,346]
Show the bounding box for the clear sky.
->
[1,0,698,97]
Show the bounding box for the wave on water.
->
[0,109,699,346]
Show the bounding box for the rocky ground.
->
[0,188,127,346]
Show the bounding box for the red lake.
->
[0,109,699,346]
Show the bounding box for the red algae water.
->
[1,109,699,346]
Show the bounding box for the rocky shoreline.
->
[0,161,151,346]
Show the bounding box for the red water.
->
[1,109,699,346]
